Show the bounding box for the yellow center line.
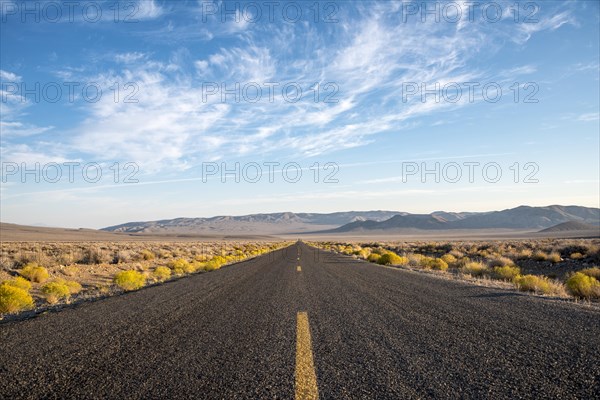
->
[297,266,302,272]
[295,312,319,400]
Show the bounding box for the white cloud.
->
[135,0,164,20]
[0,143,74,165]
[573,62,600,72]
[194,60,210,74]
[0,121,53,137]
[70,68,233,171]
[501,65,537,77]
[6,2,580,173]
[577,112,600,122]
[0,69,20,81]
[114,52,147,64]
[207,44,275,82]
[516,10,576,43]
[1,70,54,138]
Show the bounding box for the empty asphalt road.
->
[1,242,599,399]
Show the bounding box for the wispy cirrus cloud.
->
[577,112,599,122]
[1,1,580,173]
[1,69,54,137]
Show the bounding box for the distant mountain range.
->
[101,211,400,235]
[102,206,600,235]
[539,221,599,233]
[327,205,599,233]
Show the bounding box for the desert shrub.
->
[0,284,34,313]
[371,248,386,255]
[185,261,204,274]
[376,253,407,266]
[427,258,449,271]
[570,252,584,260]
[114,270,146,291]
[355,249,370,259]
[95,284,111,294]
[194,254,211,262]
[341,246,354,255]
[493,265,521,281]
[56,252,75,266]
[15,251,37,267]
[515,248,533,260]
[152,266,172,282]
[64,280,82,294]
[579,267,600,280]
[440,254,457,266]
[0,256,15,270]
[559,243,592,258]
[41,281,71,304]
[453,257,471,269]
[19,263,49,283]
[477,250,491,258]
[61,265,79,277]
[449,250,464,259]
[547,252,561,263]
[514,275,565,296]
[112,250,133,264]
[565,273,600,299]
[1,276,32,292]
[157,249,172,259]
[417,256,434,268]
[487,256,514,268]
[585,244,600,262]
[168,258,194,274]
[133,263,148,272]
[79,247,111,264]
[139,249,155,261]
[191,261,205,272]
[532,251,548,261]
[367,254,381,263]
[407,253,424,266]
[205,256,228,271]
[461,262,488,277]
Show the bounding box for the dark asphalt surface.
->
[1,242,599,399]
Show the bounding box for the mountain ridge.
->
[326,205,600,233]
[101,206,600,235]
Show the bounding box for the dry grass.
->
[570,252,584,260]
[114,270,146,291]
[423,258,449,271]
[313,238,599,303]
[1,240,289,315]
[565,273,600,299]
[0,284,34,313]
[1,276,32,291]
[547,252,562,263]
[492,265,521,281]
[152,266,172,282]
[367,253,381,263]
[60,265,80,277]
[487,256,515,268]
[19,263,49,283]
[579,267,600,280]
[41,281,72,304]
[376,252,407,266]
[514,275,567,297]
[532,251,549,261]
[167,258,195,275]
[461,262,488,277]
[440,253,457,266]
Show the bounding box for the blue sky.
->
[1,0,599,228]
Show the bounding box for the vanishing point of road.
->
[1,242,599,399]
